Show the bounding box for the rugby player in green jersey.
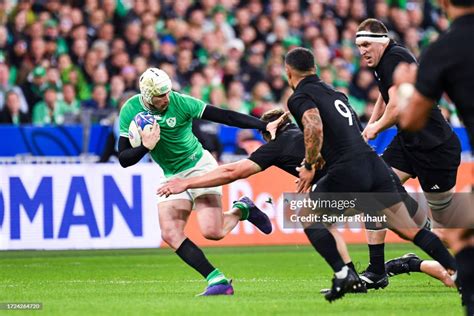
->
[118,67,285,296]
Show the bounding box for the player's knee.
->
[161,228,185,248]
[201,227,224,241]
[425,190,454,212]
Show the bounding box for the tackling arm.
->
[201,105,289,140]
[157,159,262,197]
[188,159,262,188]
[201,105,267,130]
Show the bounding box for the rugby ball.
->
[128,112,156,148]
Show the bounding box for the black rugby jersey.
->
[287,75,373,166]
[374,41,453,150]
[248,124,326,185]
[416,14,474,150]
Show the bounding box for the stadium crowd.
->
[0,0,463,156]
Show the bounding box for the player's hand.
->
[296,164,315,193]
[362,123,378,141]
[140,122,160,150]
[393,62,417,86]
[266,111,290,140]
[157,178,188,197]
[314,155,325,171]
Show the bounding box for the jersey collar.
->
[295,74,321,91]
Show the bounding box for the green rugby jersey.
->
[119,91,207,176]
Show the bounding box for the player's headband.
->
[355,31,390,45]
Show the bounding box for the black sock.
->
[347,261,356,273]
[176,238,215,278]
[304,223,345,272]
[404,194,419,218]
[367,243,385,274]
[455,246,474,314]
[408,258,423,272]
[413,229,457,272]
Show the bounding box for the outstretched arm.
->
[202,105,266,129]
[201,105,289,140]
[157,159,262,197]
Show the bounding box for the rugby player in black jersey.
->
[355,18,461,289]
[393,0,474,312]
[284,47,457,302]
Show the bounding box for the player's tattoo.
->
[302,108,323,165]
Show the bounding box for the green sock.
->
[206,268,229,286]
[233,201,249,220]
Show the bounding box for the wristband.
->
[304,161,313,171]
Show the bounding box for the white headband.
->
[355,31,390,45]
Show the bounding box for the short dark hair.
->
[450,0,474,6]
[285,47,315,72]
[260,108,291,140]
[357,18,388,33]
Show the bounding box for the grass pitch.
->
[0,244,462,315]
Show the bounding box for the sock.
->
[176,238,215,279]
[367,243,385,275]
[335,266,349,279]
[206,268,229,286]
[304,223,345,272]
[233,201,249,220]
[408,258,423,272]
[413,229,457,272]
[455,246,474,313]
[347,261,356,273]
[404,194,419,218]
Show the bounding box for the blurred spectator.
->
[21,66,47,114]
[0,90,30,125]
[241,48,265,93]
[82,84,111,110]
[226,80,251,114]
[0,62,28,114]
[32,86,70,125]
[58,53,90,101]
[109,75,126,108]
[61,83,80,115]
